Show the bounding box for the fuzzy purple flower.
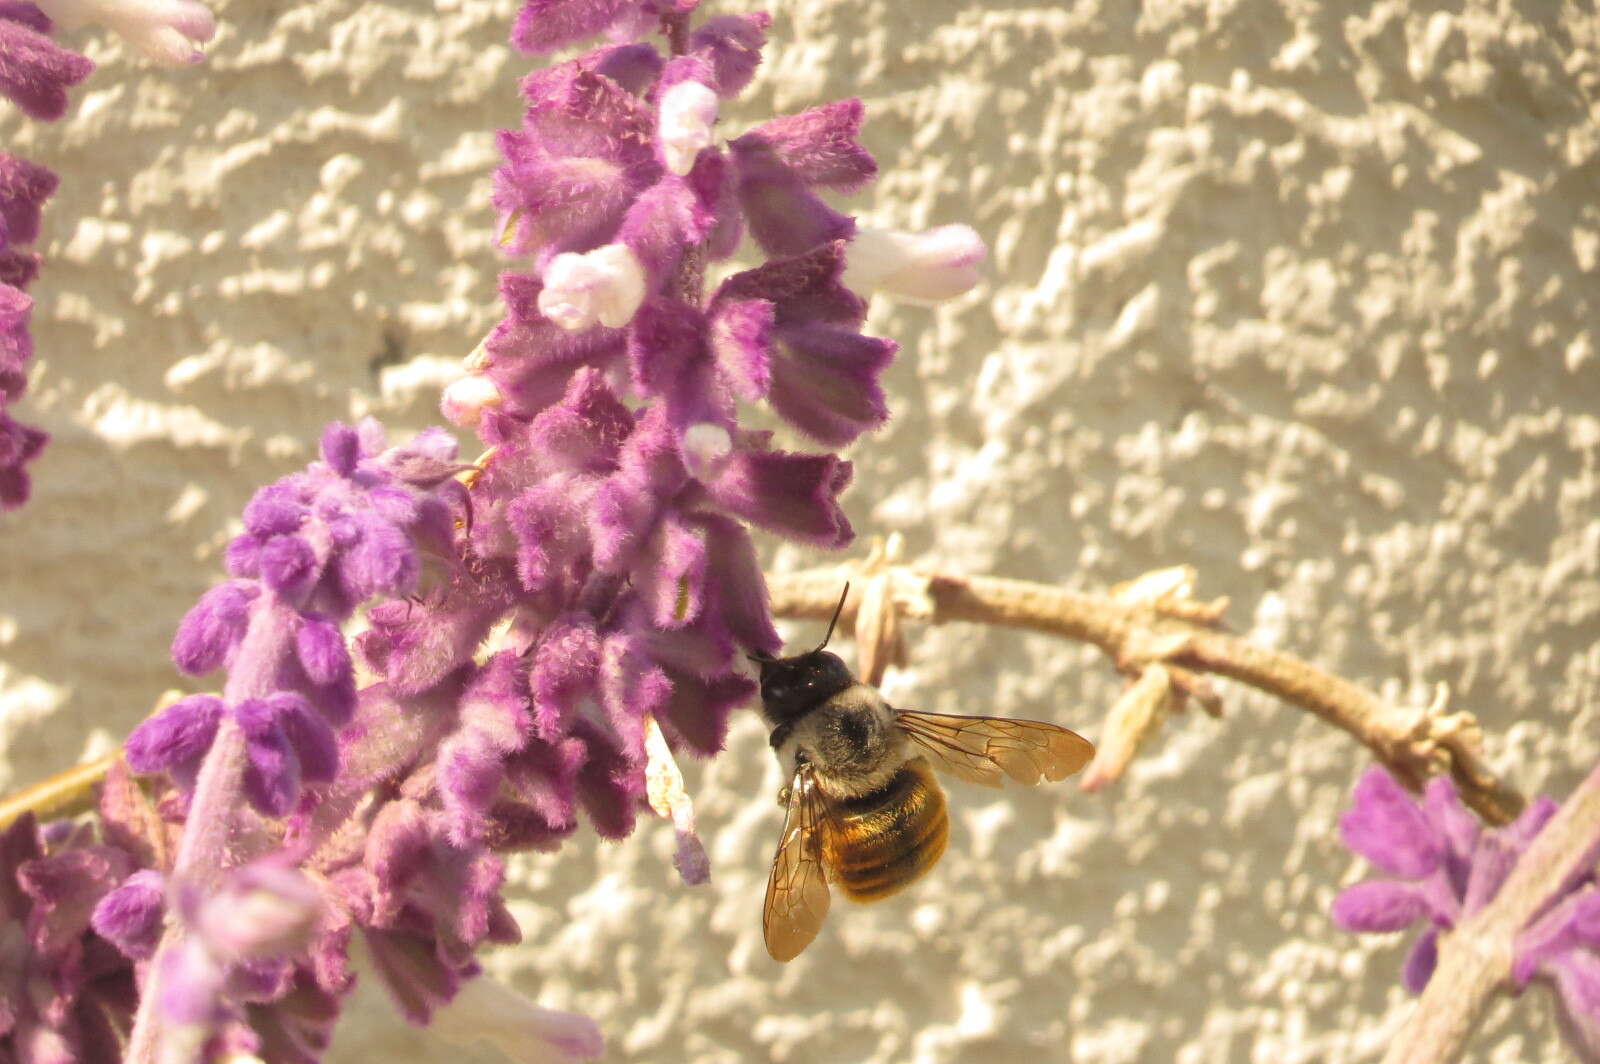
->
[1334,766,1600,1057]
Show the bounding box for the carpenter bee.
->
[752,586,1094,961]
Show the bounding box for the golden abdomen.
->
[821,757,949,902]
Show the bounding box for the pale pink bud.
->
[658,80,719,176]
[842,224,987,303]
[441,374,503,429]
[537,244,648,331]
[681,422,732,480]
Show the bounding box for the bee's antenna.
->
[813,582,851,654]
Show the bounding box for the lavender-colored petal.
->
[587,42,662,95]
[171,579,260,675]
[241,483,310,537]
[91,871,165,960]
[1505,795,1560,849]
[318,422,361,477]
[729,138,856,257]
[1339,766,1444,879]
[0,151,58,248]
[124,693,225,783]
[689,12,769,96]
[712,240,865,327]
[0,15,93,122]
[511,0,628,55]
[522,366,635,472]
[1401,926,1439,993]
[295,612,351,689]
[334,511,418,602]
[0,409,46,509]
[234,697,301,817]
[1331,880,1432,933]
[259,534,320,598]
[359,591,510,698]
[767,322,895,446]
[1515,888,1600,987]
[656,667,756,757]
[597,633,670,762]
[636,513,707,630]
[694,512,781,654]
[740,98,876,192]
[708,297,773,401]
[530,615,601,740]
[1549,950,1600,1062]
[360,926,467,1025]
[627,298,706,402]
[571,718,641,839]
[703,446,854,548]
[504,735,585,831]
[269,692,339,784]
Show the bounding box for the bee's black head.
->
[756,649,856,726]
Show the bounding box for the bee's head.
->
[755,649,856,725]
[750,582,856,724]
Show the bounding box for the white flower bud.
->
[658,80,719,176]
[681,422,732,480]
[842,224,987,304]
[37,0,217,65]
[538,244,648,331]
[441,374,503,429]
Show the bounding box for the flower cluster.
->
[10,0,987,1059]
[1333,766,1600,1056]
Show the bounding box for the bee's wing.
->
[762,763,832,962]
[895,710,1094,788]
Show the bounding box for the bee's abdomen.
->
[822,757,949,902]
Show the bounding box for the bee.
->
[752,586,1095,961]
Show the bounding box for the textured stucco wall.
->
[3,0,1599,1061]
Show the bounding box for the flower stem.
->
[766,563,1524,824]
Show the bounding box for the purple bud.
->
[259,534,319,596]
[729,138,856,257]
[171,580,260,675]
[91,870,167,960]
[689,13,770,96]
[321,422,362,476]
[336,512,418,600]
[234,698,300,817]
[242,483,309,536]
[571,718,640,839]
[125,694,225,786]
[1339,767,1443,879]
[1402,927,1439,993]
[268,691,339,783]
[295,613,351,688]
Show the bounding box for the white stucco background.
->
[3,0,1599,1060]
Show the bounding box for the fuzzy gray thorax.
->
[771,684,911,800]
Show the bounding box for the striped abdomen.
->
[821,757,949,902]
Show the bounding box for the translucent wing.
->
[762,762,832,962]
[895,710,1094,788]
